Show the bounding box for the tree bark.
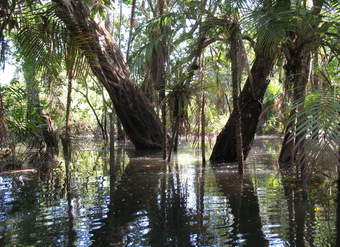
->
[210,39,277,163]
[278,0,324,165]
[53,0,164,149]
[279,50,311,165]
[229,24,245,172]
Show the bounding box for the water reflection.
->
[91,157,165,246]
[0,137,337,246]
[65,154,76,247]
[282,175,337,247]
[212,167,268,246]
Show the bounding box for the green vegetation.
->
[0,1,339,245]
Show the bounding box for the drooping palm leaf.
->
[15,3,90,84]
[286,88,339,162]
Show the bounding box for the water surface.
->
[0,137,337,246]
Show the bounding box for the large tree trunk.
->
[278,0,324,166]
[210,41,277,163]
[210,0,294,163]
[279,50,311,165]
[53,0,164,149]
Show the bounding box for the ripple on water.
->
[0,139,338,246]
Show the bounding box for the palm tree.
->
[280,88,339,167]
[279,0,338,166]
[210,0,286,163]
[211,0,339,163]
[3,0,165,149]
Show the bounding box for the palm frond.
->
[286,88,339,162]
[14,3,90,84]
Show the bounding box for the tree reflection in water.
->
[212,166,268,246]
[91,147,269,246]
[64,147,76,247]
[0,138,337,246]
[91,150,201,246]
[281,169,337,247]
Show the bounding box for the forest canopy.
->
[0,0,339,168]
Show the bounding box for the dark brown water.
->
[0,137,337,246]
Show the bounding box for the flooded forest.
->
[0,0,339,246]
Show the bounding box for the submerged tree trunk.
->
[279,51,311,166]
[143,0,169,157]
[279,0,324,171]
[53,0,163,149]
[210,38,277,163]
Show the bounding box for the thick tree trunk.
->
[279,0,324,168]
[53,0,163,149]
[279,51,311,165]
[210,41,277,163]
